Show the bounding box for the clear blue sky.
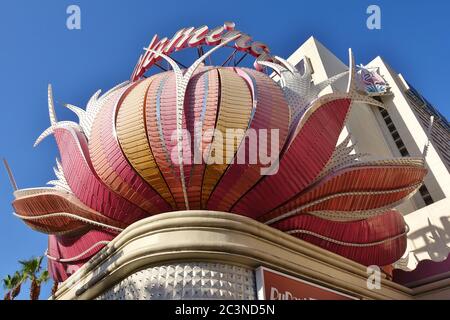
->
[0,0,449,299]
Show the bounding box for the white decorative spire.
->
[48,84,58,126]
[3,158,18,191]
[346,48,356,93]
[34,84,59,147]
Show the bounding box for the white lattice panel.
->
[96,263,256,300]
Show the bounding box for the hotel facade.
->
[9,25,450,300]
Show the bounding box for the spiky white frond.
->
[261,49,388,131]
[315,134,369,182]
[35,85,84,147]
[260,55,349,129]
[64,81,129,140]
[47,158,72,192]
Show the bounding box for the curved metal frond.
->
[34,121,82,147]
[64,103,85,119]
[86,89,102,111]
[272,55,298,74]
[34,126,54,147]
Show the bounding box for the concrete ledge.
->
[53,210,414,300]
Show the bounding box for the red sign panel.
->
[256,267,357,300]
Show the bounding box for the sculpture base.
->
[96,263,255,300]
[52,211,450,300]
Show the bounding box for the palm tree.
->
[2,275,13,300]
[20,256,49,300]
[10,271,25,299]
[32,270,49,300]
[51,280,59,298]
[2,272,24,300]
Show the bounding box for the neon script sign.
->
[131,21,274,81]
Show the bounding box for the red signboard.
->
[256,267,357,300]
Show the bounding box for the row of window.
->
[405,87,450,170]
[378,107,434,206]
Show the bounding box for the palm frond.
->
[38,270,50,284]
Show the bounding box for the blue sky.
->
[0,0,449,299]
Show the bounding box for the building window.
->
[405,84,450,172]
[378,107,434,206]
[419,185,434,205]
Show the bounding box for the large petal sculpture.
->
[11,47,428,282]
